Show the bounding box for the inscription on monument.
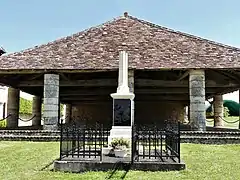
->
[113,99,131,126]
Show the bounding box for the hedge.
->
[206,100,239,116]
[19,98,32,115]
[19,98,64,115]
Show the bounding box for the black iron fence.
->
[132,121,180,163]
[60,122,110,160]
[60,120,181,163]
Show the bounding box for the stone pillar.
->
[189,69,206,131]
[109,51,135,162]
[32,96,42,126]
[239,90,240,129]
[65,104,72,124]
[7,88,20,128]
[213,94,224,127]
[43,74,59,130]
[128,70,134,93]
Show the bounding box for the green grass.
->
[206,116,239,129]
[0,142,239,180]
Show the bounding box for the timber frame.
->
[0,69,239,105]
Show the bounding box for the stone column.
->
[128,70,134,93]
[65,104,72,124]
[110,51,135,150]
[239,90,240,129]
[189,69,206,131]
[213,94,224,127]
[32,96,42,126]
[43,74,59,130]
[7,88,20,128]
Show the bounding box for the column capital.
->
[189,69,205,75]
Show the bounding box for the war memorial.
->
[0,13,239,172]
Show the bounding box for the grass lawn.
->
[0,142,239,180]
[206,116,239,129]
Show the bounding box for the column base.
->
[43,124,58,131]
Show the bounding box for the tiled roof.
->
[1,13,240,70]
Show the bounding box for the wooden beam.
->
[177,71,189,81]
[16,79,239,88]
[28,73,43,80]
[212,70,240,83]
[0,69,116,74]
[206,87,240,99]
[67,99,190,105]
[60,94,190,101]
[18,79,117,87]
[59,87,228,96]
[60,96,112,101]
[59,73,70,81]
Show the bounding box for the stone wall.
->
[71,102,112,126]
[71,101,184,126]
[135,101,185,125]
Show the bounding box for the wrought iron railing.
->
[165,122,181,163]
[60,122,110,160]
[60,120,181,163]
[132,121,180,163]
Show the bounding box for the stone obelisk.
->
[108,51,135,145]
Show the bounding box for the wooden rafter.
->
[177,71,189,81]
[213,70,240,84]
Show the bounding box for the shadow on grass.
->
[39,158,60,171]
[106,161,131,179]
[39,159,132,179]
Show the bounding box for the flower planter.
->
[102,147,112,155]
[114,149,127,157]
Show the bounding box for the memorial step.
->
[181,131,240,138]
[0,130,239,144]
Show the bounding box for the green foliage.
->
[0,120,6,128]
[111,138,130,149]
[223,107,230,117]
[206,100,239,116]
[20,98,64,116]
[206,111,214,118]
[60,104,64,116]
[223,100,239,116]
[19,98,32,115]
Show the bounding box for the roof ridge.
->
[4,13,240,57]
[128,15,240,51]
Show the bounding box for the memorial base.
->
[108,126,132,144]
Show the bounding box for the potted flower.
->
[111,138,130,158]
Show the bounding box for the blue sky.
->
[1,0,240,53]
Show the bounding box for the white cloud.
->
[223,90,239,102]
